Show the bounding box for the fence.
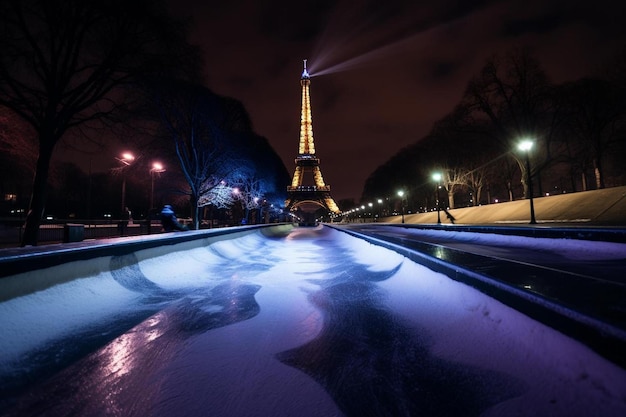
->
[0,219,160,247]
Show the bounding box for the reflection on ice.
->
[276,256,522,416]
[104,331,136,378]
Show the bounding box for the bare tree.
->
[0,0,197,245]
[435,167,465,209]
[0,106,39,182]
[428,109,501,208]
[197,180,236,209]
[557,78,626,189]
[152,84,246,230]
[461,49,556,199]
[147,77,290,229]
[233,172,269,224]
[464,166,487,206]
[198,152,281,225]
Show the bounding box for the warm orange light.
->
[121,152,134,161]
[151,162,165,173]
[299,80,315,155]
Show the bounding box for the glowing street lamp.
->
[150,162,166,209]
[397,190,405,223]
[518,139,537,224]
[368,202,373,222]
[119,152,135,165]
[432,172,442,224]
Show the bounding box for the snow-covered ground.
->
[374,225,626,260]
[1,226,625,416]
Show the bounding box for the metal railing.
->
[0,217,239,247]
[0,218,159,247]
[287,185,331,192]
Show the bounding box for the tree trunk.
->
[593,158,604,189]
[475,186,482,206]
[518,159,530,199]
[190,193,200,230]
[447,189,455,209]
[520,176,529,199]
[21,142,54,246]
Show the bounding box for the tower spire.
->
[285,60,340,215]
[299,58,314,155]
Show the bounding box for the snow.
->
[0,225,625,416]
[331,227,626,415]
[390,226,626,260]
[377,261,626,416]
[0,271,142,366]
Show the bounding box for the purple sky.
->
[169,0,626,202]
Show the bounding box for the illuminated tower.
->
[285,60,340,214]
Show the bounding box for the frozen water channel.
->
[1,226,625,416]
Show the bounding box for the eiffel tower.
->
[284,60,340,215]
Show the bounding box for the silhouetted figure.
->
[118,206,132,236]
[160,205,188,232]
[443,208,456,224]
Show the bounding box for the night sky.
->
[169,0,626,202]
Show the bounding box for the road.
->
[1,225,625,416]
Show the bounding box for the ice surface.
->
[1,225,625,416]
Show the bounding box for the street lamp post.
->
[518,140,537,224]
[368,202,373,222]
[432,173,442,224]
[397,190,405,223]
[116,152,135,214]
[150,162,166,210]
